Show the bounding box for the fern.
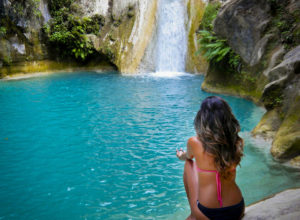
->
[197,30,233,64]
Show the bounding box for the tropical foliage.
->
[43,5,105,61]
[197,2,241,72]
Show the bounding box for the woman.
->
[176,96,245,220]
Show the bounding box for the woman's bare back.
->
[189,136,243,208]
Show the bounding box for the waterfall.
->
[39,0,51,23]
[155,0,187,73]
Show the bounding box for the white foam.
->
[150,71,191,78]
[67,187,75,191]
[99,202,112,207]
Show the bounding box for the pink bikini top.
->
[197,166,236,208]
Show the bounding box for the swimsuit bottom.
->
[197,198,245,220]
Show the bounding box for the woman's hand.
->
[176,148,187,161]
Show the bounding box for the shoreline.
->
[0,60,117,81]
[0,66,117,81]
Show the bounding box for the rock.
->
[117,0,158,73]
[271,92,300,161]
[263,45,285,77]
[252,109,282,139]
[185,0,208,73]
[290,155,300,166]
[261,46,300,110]
[86,34,101,50]
[213,0,271,65]
[77,0,110,17]
[83,0,158,73]
[244,188,300,220]
[1,0,159,75]
[266,45,300,83]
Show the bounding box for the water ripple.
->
[0,72,299,219]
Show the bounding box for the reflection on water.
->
[0,72,299,219]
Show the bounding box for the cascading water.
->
[155,0,187,73]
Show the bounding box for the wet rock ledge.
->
[244,188,300,220]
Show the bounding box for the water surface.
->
[0,72,299,219]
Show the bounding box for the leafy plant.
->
[0,27,6,38]
[199,2,221,31]
[48,0,75,16]
[266,0,300,49]
[43,6,105,61]
[197,30,241,71]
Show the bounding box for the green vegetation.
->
[3,0,41,21]
[43,5,105,61]
[198,2,221,31]
[262,86,284,110]
[267,0,300,49]
[48,0,74,16]
[197,2,241,72]
[0,27,6,38]
[197,30,241,71]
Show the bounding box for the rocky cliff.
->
[185,0,208,73]
[0,0,159,76]
[201,0,300,166]
[81,0,158,73]
[0,0,50,76]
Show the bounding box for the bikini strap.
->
[196,167,223,207]
[215,171,223,207]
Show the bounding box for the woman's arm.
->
[176,137,195,161]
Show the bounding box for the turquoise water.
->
[0,71,299,220]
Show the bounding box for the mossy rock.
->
[201,64,263,103]
[261,84,284,110]
[0,59,115,78]
[252,108,283,139]
[271,96,300,160]
[186,0,208,73]
[290,155,300,167]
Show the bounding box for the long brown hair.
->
[194,96,244,178]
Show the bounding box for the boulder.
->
[271,83,300,161]
[213,0,271,66]
[290,155,300,167]
[252,109,282,139]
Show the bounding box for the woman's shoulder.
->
[188,136,201,145]
[188,136,204,153]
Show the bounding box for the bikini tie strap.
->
[196,167,223,207]
[216,171,223,207]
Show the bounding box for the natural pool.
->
[0,71,299,220]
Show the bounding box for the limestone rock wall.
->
[185,0,207,73]
[214,0,271,66]
[63,0,158,73]
[0,0,159,75]
[0,0,50,74]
